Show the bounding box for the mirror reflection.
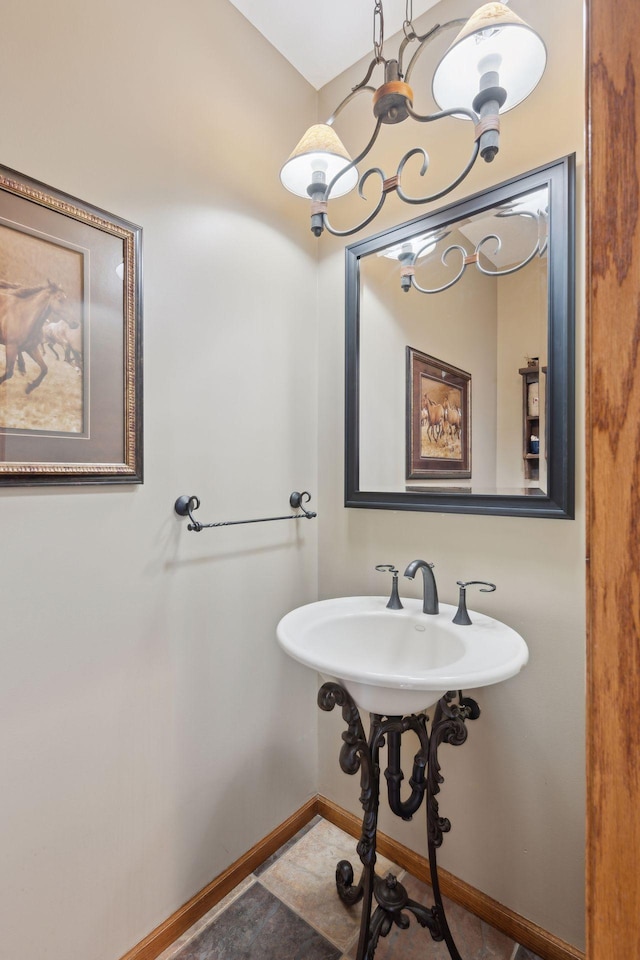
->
[360,186,548,493]
[345,156,575,518]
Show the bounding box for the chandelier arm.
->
[406,103,478,125]
[350,57,384,98]
[397,32,417,78]
[495,208,548,257]
[397,146,429,178]
[478,232,503,259]
[325,85,378,127]
[358,166,385,201]
[396,138,480,206]
[411,244,467,294]
[496,209,538,222]
[404,19,467,85]
[323,171,390,238]
[474,235,544,277]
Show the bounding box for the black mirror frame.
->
[344,154,576,519]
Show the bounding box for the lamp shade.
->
[280,123,359,198]
[432,2,547,117]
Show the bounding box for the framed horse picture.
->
[406,347,471,480]
[0,165,142,484]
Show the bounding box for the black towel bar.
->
[174,491,317,532]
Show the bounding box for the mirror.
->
[345,155,575,518]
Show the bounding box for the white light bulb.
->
[477,52,503,76]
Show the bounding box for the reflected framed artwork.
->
[0,164,142,484]
[406,347,471,480]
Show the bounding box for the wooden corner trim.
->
[119,794,582,960]
[118,796,320,960]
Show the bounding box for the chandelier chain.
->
[404,0,413,31]
[373,0,385,62]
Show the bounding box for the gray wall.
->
[316,0,585,949]
[0,3,319,959]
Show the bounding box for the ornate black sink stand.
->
[318,682,480,960]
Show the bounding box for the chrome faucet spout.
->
[404,559,439,615]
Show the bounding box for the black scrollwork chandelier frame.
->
[318,682,480,960]
[280,1,547,238]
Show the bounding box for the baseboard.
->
[317,796,584,960]
[118,797,318,960]
[119,794,583,960]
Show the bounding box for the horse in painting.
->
[423,395,445,443]
[443,397,462,440]
[0,280,70,393]
[42,318,83,373]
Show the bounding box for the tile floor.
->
[157,818,543,960]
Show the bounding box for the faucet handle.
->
[375,564,403,609]
[457,580,497,592]
[453,581,496,625]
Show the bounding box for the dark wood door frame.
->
[586,0,640,955]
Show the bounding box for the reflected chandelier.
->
[280,1,546,238]
[388,188,549,294]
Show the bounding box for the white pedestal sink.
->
[278,593,529,960]
[277,595,528,715]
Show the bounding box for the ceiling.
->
[226,0,441,90]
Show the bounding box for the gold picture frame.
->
[0,165,142,484]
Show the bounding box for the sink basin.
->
[277,596,528,715]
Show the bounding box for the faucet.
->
[404,559,439,615]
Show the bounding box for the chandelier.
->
[280,2,547,238]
